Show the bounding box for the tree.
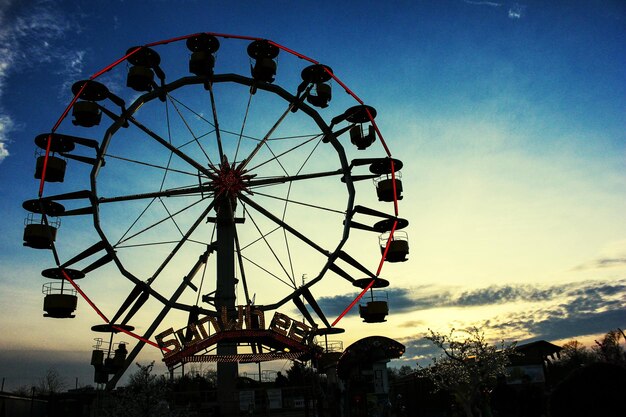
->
[560,340,593,366]
[102,362,173,417]
[201,368,217,388]
[420,327,516,417]
[286,361,316,385]
[12,385,34,397]
[592,329,625,365]
[396,365,414,377]
[37,368,66,395]
[552,339,595,383]
[388,365,414,383]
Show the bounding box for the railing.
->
[373,170,402,185]
[24,212,61,228]
[378,230,408,247]
[322,340,343,352]
[42,281,76,296]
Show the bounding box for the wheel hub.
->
[210,161,250,198]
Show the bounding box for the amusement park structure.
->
[22,32,408,413]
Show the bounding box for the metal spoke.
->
[158,197,184,237]
[206,82,225,161]
[104,153,200,178]
[240,254,295,288]
[239,194,329,257]
[242,204,296,287]
[159,98,175,191]
[115,239,208,249]
[195,223,216,306]
[98,183,211,204]
[247,169,344,188]
[127,114,212,177]
[233,225,252,305]
[246,133,322,174]
[252,191,346,215]
[146,198,217,285]
[116,197,157,246]
[168,94,216,128]
[177,130,214,150]
[167,93,214,165]
[116,197,207,246]
[281,181,296,284]
[168,93,256,144]
[275,133,326,288]
[239,226,281,251]
[237,101,297,172]
[234,92,253,164]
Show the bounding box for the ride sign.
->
[156,305,317,365]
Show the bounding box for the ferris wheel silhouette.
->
[22,32,409,390]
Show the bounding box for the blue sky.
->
[0,0,624,390]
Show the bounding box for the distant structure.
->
[337,336,405,417]
[391,339,564,416]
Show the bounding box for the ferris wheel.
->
[22,32,409,389]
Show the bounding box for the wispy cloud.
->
[395,300,625,367]
[317,280,626,319]
[507,3,526,19]
[461,0,526,19]
[463,0,503,7]
[388,280,625,366]
[318,279,624,353]
[484,300,625,342]
[58,49,86,95]
[315,287,418,318]
[455,284,563,306]
[575,257,626,271]
[0,115,11,161]
[0,0,85,162]
[478,280,626,341]
[573,240,626,271]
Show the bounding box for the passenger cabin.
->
[379,230,409,263]
[33,133,75,183]
[70,80,113,127]
[91,325,134,384]
[127,65,155,92]
[22,199,65,250]
[92,342,129,384]
[374,171,403,202]
[72,100,102,127]
[187,33,220,78]
[308,82,332,108]
[42,282,77,318]
[350,124,376,150]
[248,40,279,84]
[23,214,59,249]
[359,299,389,323]
[125,46,162,92]
[35,155,66,182]
[354,278,390,323]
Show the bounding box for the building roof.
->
[511,340,562,365]
[337,336,405,379]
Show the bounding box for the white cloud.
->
[508,3,526,19]
[59,49,87,96]
[461,0,527,19]
[573,239,626,271]
[0,114,12,162]
[462,0,502,8]
[0,0,86,161]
